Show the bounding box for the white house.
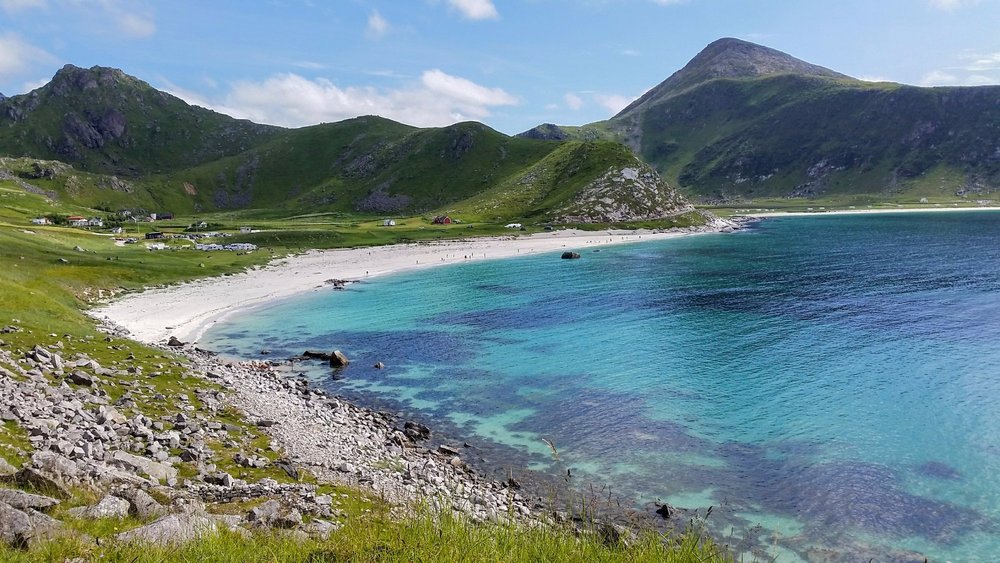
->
[382,219,396,227]
[31,217,49,225]
[239,226,252,234]
[87,218,104,227]
[505,223,522,229]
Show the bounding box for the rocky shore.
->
[0,316,544,551]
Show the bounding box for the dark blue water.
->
[203,213,1000,561]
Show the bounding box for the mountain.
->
[0,65,280,177]
[0,66,695,223]
[522,38,1000,202]
[616,37,850,117]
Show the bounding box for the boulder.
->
[67,371,93,385]
[301,350,331,361]
[0,501,63,548]
[115,487,166,519]
[115,512,218,545]
[110,451,178,483]
[329,350,350,368]
[560,251,581,259]
[0,489,60,511]
[166,336,185,347]
[12,452,81,498]
[246,499,302,529]
[67,494,129,519]
[0,457,17,477]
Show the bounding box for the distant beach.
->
[746,205,1000,218]
[93,223,732,346]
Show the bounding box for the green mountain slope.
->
[0,65,280,176]
[522,38,1000,203]
[0,66,698,223]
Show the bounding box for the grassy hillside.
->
[0,65,280,177]
[522,39,1000,204]
[0,65,701,223]
[142,118,563,215]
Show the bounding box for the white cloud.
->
[0,33,56,79]
[858,75,894,83]
[928,0,980,9]
[966,74,997,85]
[919,70,958,86]
[593,93,635,115]
[168,70,518,129]
[366,9,389,39]
[0,0,46,11]
[918,68,997,86]
[293,61,327,70]
[620,49,640,57]
[115,10,155,38]
[962,52,1000,71]
[564,92,584,110]
[447,0,498,20]
[421,69,516,106]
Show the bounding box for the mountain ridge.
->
[0,65,695,223]
[521,38,1000,202]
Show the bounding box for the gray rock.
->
[0,501,63,548]
[115,512,218,545]
[67,371,93,386]
[12,452,80,497]
[304,518,338,539]
[115,488,166,519]
[329,350,350,368]
[67,494,130,519]
[246,499,302,529]
[0,457,17,477]
[0,489,60,511]
[111,451,178,482]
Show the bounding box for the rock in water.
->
[560,251,581,259]
[329,350,350,367]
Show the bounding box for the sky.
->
[0,0,998,135]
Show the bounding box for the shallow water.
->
[203,212,1000,561]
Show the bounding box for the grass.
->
[0,505,730,562]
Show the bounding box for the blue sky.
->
[1,0,998,134]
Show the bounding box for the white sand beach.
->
[93,225,726,346]
[746,205,1000,218]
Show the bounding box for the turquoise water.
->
[203,213,1000,561]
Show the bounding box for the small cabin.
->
[432,215,452,225]
[505,223,522,229]
[31,217,49,225]
[87,218,104,227]
[239,226,252,234]
[145,231,164,240]
[382,219,396,227]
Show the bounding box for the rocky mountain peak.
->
[48,64,148,97]
[616,37,851,118]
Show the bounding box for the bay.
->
[202,212,1000,561]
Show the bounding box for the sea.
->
[201,211,1000,561]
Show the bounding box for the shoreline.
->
[91,221,735,347]
[742,205,1000,218]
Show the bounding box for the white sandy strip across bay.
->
[93,227,715,346]
[747,205,1000,218]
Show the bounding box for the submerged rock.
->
[329,350,350,368]
[560,251,581,259]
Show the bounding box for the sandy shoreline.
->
[91,223,732,345]
[745,205,1000,218]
